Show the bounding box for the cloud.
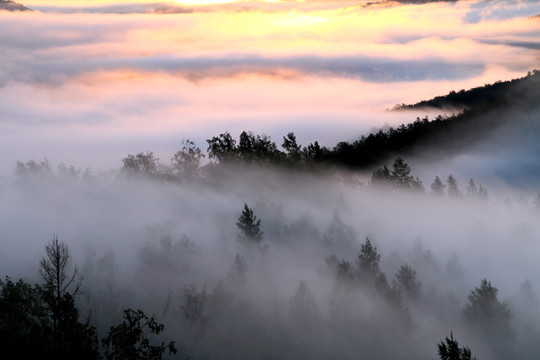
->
[0,1,539,176]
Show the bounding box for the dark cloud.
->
[0,0,31,12]
[1,53,485,85]
[479,39,540,51]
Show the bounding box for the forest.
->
[3,1,540,359]
[4,137,540,359]
[3,71,540,360]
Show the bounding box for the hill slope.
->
[393,70,540,111]
[328,70,540,172]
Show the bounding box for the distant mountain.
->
[0,0,31,11]
[328,70,540,175]
[393,70,540,111]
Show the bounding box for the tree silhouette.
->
[39,236,81,330]
[282,132,302,163]
[102,308,177,360]
[206,132,237,163]
[0,277,49,358]
[431,176,446,195]
[447,175,461,198]
[356,237,381,283]
[463,279,511,337]
[438,332,476,360]
[39,236,99,359]
[391,157,413,189]
[236,204,265,250]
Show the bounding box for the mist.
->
[3,139,540,359]
[2,0,540,358]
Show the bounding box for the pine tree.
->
[431,176,446,195]
[236,204,265,250]
[438,332,476,360]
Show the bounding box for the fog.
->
[2,143,540,359]
[2,0,540,358]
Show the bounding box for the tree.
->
[356,237,381,283]
[40,236,81,327]
[411,176,425,192]
[431,176,446,195]
[371,164,392,186]
[438,332,476,360]
[393,264,421,300]
[15,158,52,179]
[302,141,326,166]
[181,284,209,357]
[447,175,461,198]
[170,139,205,181]
[236,204,265,250]
[121,151,159,177]
[391,157,413,189]
[40,236,81,297]
[237,131,279,163]
[463,279,511,336]
[282,132,302,163]
[466,179,478,198]
[102,308,177,360]
[0,277,49,358]
[39,236,99,360]
[206,132,237,163]
[0,276,100,360]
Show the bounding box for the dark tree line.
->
[394,69,540,111]
[0,237,176,360]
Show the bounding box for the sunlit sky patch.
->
[1,0,539,175]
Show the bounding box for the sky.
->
[1,0,540,175]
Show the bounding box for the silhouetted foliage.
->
[236,203,265,250]
[206,131,238,163]
[39,236,99,359]
[397,70,540,111]
[102,308,177,360]
[371,158,423,191]
[0,277,49,358]
[282,132,302,163]
[0,237,100,360]
[438,332,476,360]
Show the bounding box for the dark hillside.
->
[393,70,540,111]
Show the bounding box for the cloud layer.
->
[0,0,539,175]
